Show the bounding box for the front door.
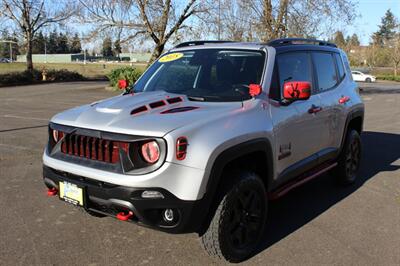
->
[270,51,325,182]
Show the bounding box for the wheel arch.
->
[339,107,364,154]
[196,138,274,234]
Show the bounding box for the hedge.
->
[0,69,85,86]
[376,74,400,82]
[107,66,143,89]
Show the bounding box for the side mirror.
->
[283,81,311,101]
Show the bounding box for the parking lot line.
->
[2,114,49,121]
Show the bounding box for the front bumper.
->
[43,165,205,234]
[43,149,206,201]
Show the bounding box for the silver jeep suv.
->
[43,38,364,262]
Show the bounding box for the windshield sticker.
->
[158,53,184,63]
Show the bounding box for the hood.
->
[51,91,243,137]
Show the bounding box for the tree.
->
[80,0,203,63]
[47,30,58,54]
[204,0,254,41]
[32,31,46,53]
[136,0,200,62]
[70,33,82,53]
[349,34,360,47]
[388,35,400,75]
[246,0,356,41]
[114,39,122,58]
[0,31,20,60]
[102,37,113,57]
[56,32,69,53]
[333,31,346,48]
[373,9,398,46]
[0,0,75,72]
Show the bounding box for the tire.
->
[201,171,267,263]
[365,77,372,83]
[334,130,362,185]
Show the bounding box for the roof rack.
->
[267,38,337,48]
[174,40,235,49]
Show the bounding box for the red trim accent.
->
[269,162,337,200]
[176,137,188,160]
[131,105,148,115]
[111,143,119,163]
[116,211,134,221]
[141,141,160,163]
[248,84,262,97]
[47,187,58,196]
[85,137,91,159]
[104,140,110,162]
[79,136,85,157]
[149,100,167,109]
[283,81,311,100]
[98,139,104,161]
[118,79,128,89]
[166,97,184,104]
[339,96,350,104]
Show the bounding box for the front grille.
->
[60,133,129,164]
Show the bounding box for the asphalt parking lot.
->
[0,81,399,265]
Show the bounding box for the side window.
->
[277,52,313,95]
[342,53,353,80]
[313,52,338,91]
[269,63,280,100]
[334,53,345,80]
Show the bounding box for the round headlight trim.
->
[141,141,160,164]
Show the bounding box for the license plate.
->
[59,181,84,206]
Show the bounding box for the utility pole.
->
[44,42,47,63]
[9,42,12,62]
[84,49,87,65]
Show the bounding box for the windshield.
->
[134,49,266,101]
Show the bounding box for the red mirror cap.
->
[118,79,128,89]
[283,81,311,100]
[249,84,262,97]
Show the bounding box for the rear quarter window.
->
[312,52,338,91]
[334,53,345,80]
[341,53,353,80]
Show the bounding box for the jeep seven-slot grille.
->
[60,133,129,164]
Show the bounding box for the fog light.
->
[163,209,174,222]
[141,190,164,199]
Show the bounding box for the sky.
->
[347,0,400,45]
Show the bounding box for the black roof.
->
[172,38,340,53]
[267,38,337,48]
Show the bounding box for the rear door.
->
[311,51,341,154]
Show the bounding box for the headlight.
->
[141,141,160,164]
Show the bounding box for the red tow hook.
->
[47,187,58,196]
[116,211,134,221]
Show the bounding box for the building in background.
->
[16,53,151,63]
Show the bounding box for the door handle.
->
[339,96,350,104]
[308,105,322,114]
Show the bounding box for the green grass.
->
[0,62,147,79]
[376,74,400,82]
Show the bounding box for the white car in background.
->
[352,71,376,82]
